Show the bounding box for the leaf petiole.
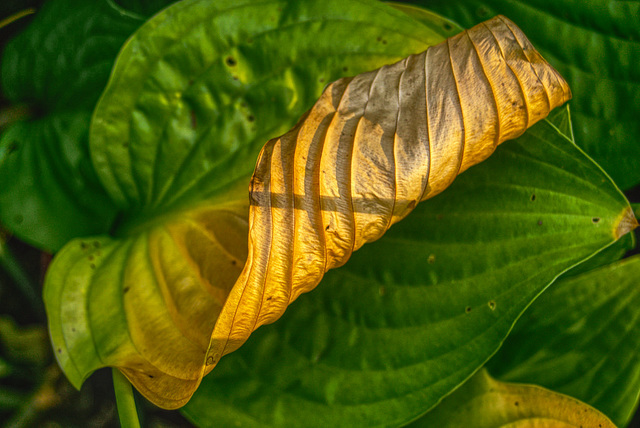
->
[112,369,141,428]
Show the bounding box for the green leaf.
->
[487,255,640,427]
[409,369,615,427]
[0,0,150,250]
[182,112,635,426]
[411,0,640,190]
[89,0,450,223]
[45,0,453,409]
[0,114,116,251]
[2,0,140,110]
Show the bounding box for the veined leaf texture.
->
[205,15,571,370]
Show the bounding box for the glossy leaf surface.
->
[410,369,615,428]
[45,0,454,409]
[183,109,636,426]
[89,0,449,221]
[488,255,640,427]
[415,0,640,190]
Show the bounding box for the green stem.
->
[113,368,141,428]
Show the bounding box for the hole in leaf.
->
[488,300,496,310]
[225,56,237,66]
[443,22,453,31]
[592,217,600,223]
[465,306,472,313]
[530,194,536,201]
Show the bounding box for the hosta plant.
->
[1,0,639,426]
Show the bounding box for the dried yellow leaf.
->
[203,15,571,374]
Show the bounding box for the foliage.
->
[0,0,638,426]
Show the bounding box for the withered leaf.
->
[204,15,571,371]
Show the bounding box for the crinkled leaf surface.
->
[182,109,636,427]
[45,0,455,409]
[409,369,615,428]
[0,0,145,251]
[487,255,640,427]
[413,0,640,191]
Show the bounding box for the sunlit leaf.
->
[488,255,640,427]
[182,109,635,426]
[204,15,573,368]
[412,0,640,190]
[45,0,452,409]
[409,369,615,428]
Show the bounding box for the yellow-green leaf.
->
[45,0,461,409]
[410,369,615,428]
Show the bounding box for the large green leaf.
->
[413,0,640,191]
[487,255,640,427]
[45,0,454,409]
[0,0,146,251]
[89,0,451,223]
[181,110,635,427]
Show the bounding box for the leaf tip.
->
[614,206,638,240]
